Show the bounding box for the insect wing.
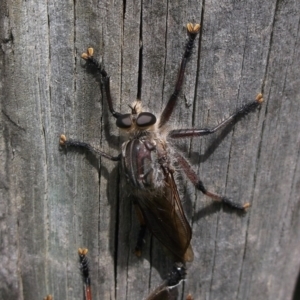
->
[137,172,193,263]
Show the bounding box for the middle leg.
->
[175,152,250,210]
[168,93,263,139]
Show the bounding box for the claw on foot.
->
[134,248,142,257]
[59,134,67,146]
[243,202,251,210]
[256,93,264,104]
[187,23,200,34]
[81,47,94,60]
[78,247,89,256]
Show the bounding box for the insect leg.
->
[159,23,200,128]
[169,93,263,138]
[146,264,186,300]
[135,224,147,257]
[59,134,120,161]
[133,200,147,257]
[81,48,121,119]
[175,152,250,210]
[78,248,92,300]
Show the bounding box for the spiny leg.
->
[81,48,147,127]
[78,248,92,300]
[133,200,147,257]
[175,152,250,210]
[81,48,121,119]
[135,224,147,257]
[59,134,120,161]
[159,23,200,128]
[169,93,263,138]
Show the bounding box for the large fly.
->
[59,22,263,299]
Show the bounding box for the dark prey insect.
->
[59,22,263,299]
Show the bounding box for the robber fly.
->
[59,22,263,299]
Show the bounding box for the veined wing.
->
[136,172,193,263]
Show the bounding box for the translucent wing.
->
[136,172,193,263]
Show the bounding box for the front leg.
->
[158,23,200,128]
[59,134,120,161]
[81,48,121,119]
[169,93,263,139]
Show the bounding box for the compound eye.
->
[116,114,132,129]
[136,112,157,127]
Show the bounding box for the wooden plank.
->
[1,0,300,299]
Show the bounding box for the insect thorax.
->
[121,133,170,190]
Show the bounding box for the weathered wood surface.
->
[1,0,300,299]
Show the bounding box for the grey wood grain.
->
[1,0,300,299]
